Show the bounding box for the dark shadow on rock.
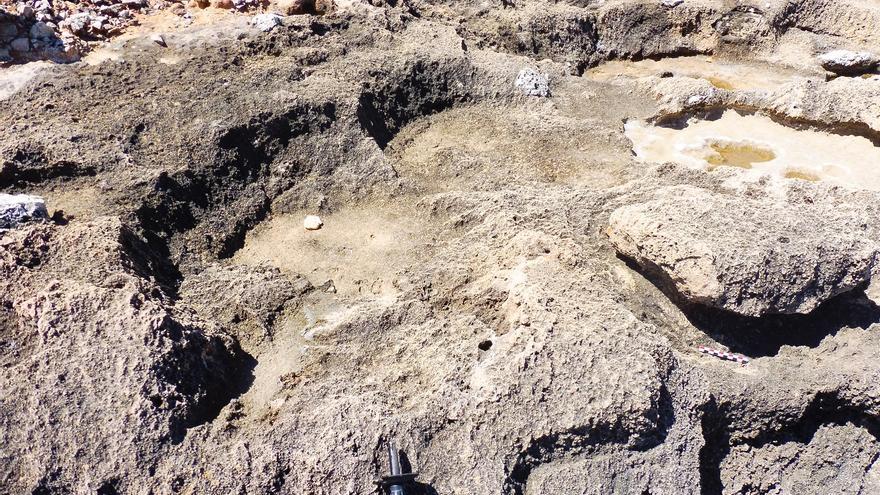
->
[697,396,731,495]
[503,417,660,495]
[0,144,96,189]
[133,101,336,267]
[682,289,880,358]
[655,108,726,129]
[698,391,880,495]
[634,382,676,451]
[399,450,439,495]
[749,390,880,447]
[619,254,880,358]
[356,58,473,150]
[168,332,257,444]
[96,479,121,495]
[652,106,880,147]
[398,449,415,476]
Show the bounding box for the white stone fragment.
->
[252,13,283,33]
[303,215,323,231]
[0,194,48,230]
[514,68,550,97]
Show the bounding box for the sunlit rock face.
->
[626,110,880,191]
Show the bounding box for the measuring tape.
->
[698,346,751,364]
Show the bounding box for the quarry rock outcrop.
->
[3,0,880,493]
[607,186,879,317]
[818,49,880,76]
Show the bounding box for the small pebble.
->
[303,215,323,231]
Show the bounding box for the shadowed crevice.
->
[618,254,880,358]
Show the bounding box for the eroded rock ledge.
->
[607,185,879,317]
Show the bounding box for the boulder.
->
[0,193,48,230]
[818,49,880,76]
[29,21,53,40]
[9,37,28,52]
[0,218,249,493]
[606,186,879,316]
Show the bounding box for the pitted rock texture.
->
[514,67,550,97]
[0,218,249,493]
[3,0,880,494]
[607,186,879,317]
[818,49,880,76]
[720,424,880,495]
[178,263,312,347]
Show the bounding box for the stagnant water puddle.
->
[625,110,880,190]
[586,55,807,91]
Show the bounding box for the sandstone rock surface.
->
[3,0,880,493]
[607,186,879,316]
[818,49,880,75]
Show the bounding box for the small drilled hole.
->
[478,340,493,351]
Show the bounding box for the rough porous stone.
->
[178,263,312,347]
[818,49,880,75]
[0,219,249,492]
[606,186,879,316]
[252,13,282,32]
[514,67,550,97]
[0,193,48,230]
[721,424,880,494]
